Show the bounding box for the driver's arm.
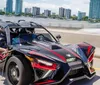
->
[0,48,7,52]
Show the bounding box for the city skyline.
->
[1,0,89,15]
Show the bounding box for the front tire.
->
[5,56,33,85]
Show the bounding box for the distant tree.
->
[50,14,63,19]
[71,16,77,20]
[12,12,15,15]
[21,12,25,16]
[88,18,100,23]
[82,16,88,21]
[28,13,33,17]
[50,14,57,19]
[40,14,44,16]
[56,15,61,19]
[5,12,10,15]
[0,11,5,15]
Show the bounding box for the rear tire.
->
[5,55,33,85]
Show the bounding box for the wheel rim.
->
[7,62,20,85]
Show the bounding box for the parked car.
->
[0,20,96,85]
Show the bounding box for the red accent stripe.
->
[31,62,57,70]
[87,46,94,62]
[29,51,48,58]
[52,44,80,59]
[47,50,66,62]
[35,43,66,62]
[87,46,92,55]
[29,51,53,60]
[35,80,55,85]
[88,52,94,62]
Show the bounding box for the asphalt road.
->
[0,58,100,85]
[49,28,100,48]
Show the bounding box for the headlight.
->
[37,59,53,66]
[26,56,57,70]
[67,58,76,62]
[34,59,57,70]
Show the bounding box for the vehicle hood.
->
[14,41,86,63]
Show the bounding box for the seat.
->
[19,34,36,42]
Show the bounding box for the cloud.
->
[69,0,90,15]
[23,2,59,13]
[0,0,6,9]
[84,0,90,4]
[23,2,58,9]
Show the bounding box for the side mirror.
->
[56,35,61,41]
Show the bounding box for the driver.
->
[0,28,8,53]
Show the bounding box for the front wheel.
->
[5,56,33,85]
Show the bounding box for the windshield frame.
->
[8,26,58,45]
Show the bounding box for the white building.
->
[25,8,31,14]
[64,9,71,19]
[59,7,65,17]
[44,10,51,17]
[32,7,40,16]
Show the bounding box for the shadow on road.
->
[71,75,100,85]
[0,72,7,85]
[0,71,100,85]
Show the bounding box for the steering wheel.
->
[36,34,45,41]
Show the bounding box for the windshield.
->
[11,27,57,45]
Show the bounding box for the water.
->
[0,15,93,28]
[0,15,100,34]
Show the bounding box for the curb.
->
[94,55,100,59]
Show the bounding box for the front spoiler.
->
[67,72,96,85]
[34,70,96,85]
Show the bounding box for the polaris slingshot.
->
[0,20,96,85]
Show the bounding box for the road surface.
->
[0,58,100,85]
[49,28,100,48]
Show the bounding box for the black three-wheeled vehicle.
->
[0,20,96,85]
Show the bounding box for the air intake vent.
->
[52,45,61,50]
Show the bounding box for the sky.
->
[0,0,90,16]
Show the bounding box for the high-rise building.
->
[59,7,65,17]
[32,7,40,16]
[6,0,13,13]
[64,9,71,19]
[15,0,23,15]
[89,0,100,19]
[78,11,86,20]
[25,8,31,14]
[44,10,51,17]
